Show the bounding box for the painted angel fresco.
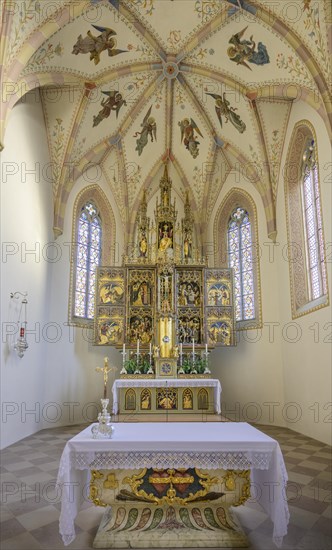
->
[228,26,269,70]
[179,118,203,159]
[206,92,246,133]
[133,106,157,156]
[72,25,127,65]
[93,91,127,127]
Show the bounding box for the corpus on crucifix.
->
[96,357,112,399]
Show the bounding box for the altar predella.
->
[94,165,236,384]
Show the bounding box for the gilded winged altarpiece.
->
[94,165,236,380]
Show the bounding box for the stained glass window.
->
[301,139,327,301]
[227,207,255,321]
[74,201,101,319]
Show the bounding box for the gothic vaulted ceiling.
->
[1,0,331,242]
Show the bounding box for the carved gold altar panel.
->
[95,265,236,350]
[95,268,126,346]
[94,167,236,360]
[205,269,236,347]
[118,385,215,414]
[90,467,250,548]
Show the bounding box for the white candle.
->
[123,343,125,354]
[205,343,208,354]
[149,342,152,354]
[192,338,195,353]
[180,343,182,354]
[137,339,140,354]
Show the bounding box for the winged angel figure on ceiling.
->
[228,26,270,70]
[72,25,127,65]
[93,91,127,127]
[134,106,157,156]
[179,118,203,159]
[206,93,246,133]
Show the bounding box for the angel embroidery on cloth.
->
[228,26,270,70]
[179,118,203,159]
[134,106,157,156]
[72,25,127,65]
[206,92,246,133]
[93,91,127,127]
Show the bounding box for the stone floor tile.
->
[30,520,82,548]
[0,531,42,549]
[0,517,26,540]
[17,505,60,531]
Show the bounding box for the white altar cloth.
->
[57,422,289,547]
[112,378,222,414]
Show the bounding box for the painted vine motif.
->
[276,53,311,81]
[175,87,186,110]
[52,118,65,188]
[167,30,182,49]
[126,0,155,16]
[195,47,215,60]
[8,0,41,60]
[28,43,63,66]
[270,129,282,200]
[303,0,329,71]
[194,0,220,22]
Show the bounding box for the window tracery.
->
[214,188,261,329]
[228,207,255,321]
[69,185,116,326]
[285,122,328,318]
[74,201,101,320]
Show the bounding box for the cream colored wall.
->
[0,92,125,449]
[0,92,54,448]
[44,171,125,431]
[207,102,331,445]
[207,173,285,428]
[275,101,332,445]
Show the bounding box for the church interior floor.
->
[0,423,331,550]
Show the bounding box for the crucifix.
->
[96,357,112,399]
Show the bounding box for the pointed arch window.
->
[69,185,116,327]
[301,138,327,301]
[214,188,261,329]
[227,207,255,321]
[285,123,328,318]
[74,201,101,320]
